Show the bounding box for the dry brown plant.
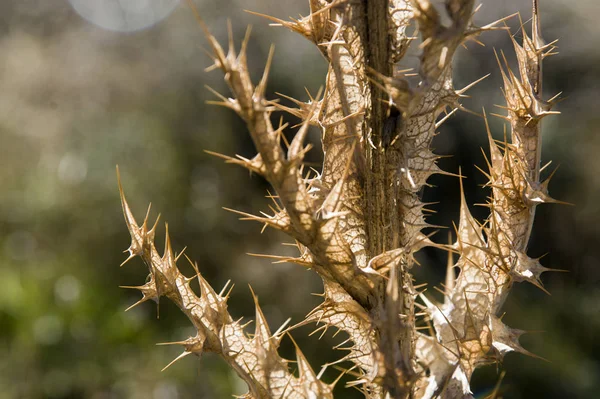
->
[117,0,565,397]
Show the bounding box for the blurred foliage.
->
[0,0,599,398]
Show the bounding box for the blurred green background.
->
[1,0,599,398]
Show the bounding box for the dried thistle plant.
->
[117,0,565,397]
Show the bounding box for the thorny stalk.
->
[118,0,565,397]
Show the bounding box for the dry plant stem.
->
[118,175,334,398]
[118,0,563,398]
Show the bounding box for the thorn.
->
[255,45,275,99]
[456,74,491,96]
[161,351,191,372]
[120,253,137,268]
[156,340,187,346]
[547,91,562,104]
[204,85,231,104]
[435,108,458,129]
[184,0,227,70]
[477,13,518,33]
[123,293,155,312]
[273,318,292,338]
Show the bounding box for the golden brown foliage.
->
[118,0,564,397]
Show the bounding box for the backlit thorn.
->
[332,337,353,350]
[225,19,235,57]
[161,351,192,372]
[147,213,161,242]
[540,163,560,191]
[244,10,293,28]
[467,13,517,39]
[456,74,490,97]
[122,291,157,313]
[204,85,238,111]
[175,247,187,263]
[246,252,313,268]
[218,280,233,298]
[235,24,252,61]
[223,207,291,233]
[204,150,266,176]
[156,340,188,347]
[435,108,458,129]
[303,86,318,103]
[309,323,331,340]
[454,103,485,118]
[185,0,227,70]
[288,104,321,163]
[120,251,137,268]
[254,45,275,99]
[272,318,292,339]
[117,167,144,250]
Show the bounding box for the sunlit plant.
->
[118,0,564,397]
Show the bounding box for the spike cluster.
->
[118,173,334,398]
[118,0,565,398]
[415,1,563,398]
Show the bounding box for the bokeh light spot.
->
[68,0,179,32]
[55,275,82,304]
[33,315,64,345]
[4,230,37,261]
[58,153,88,185]
[43,369,72,398]
[153,381,179,399]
